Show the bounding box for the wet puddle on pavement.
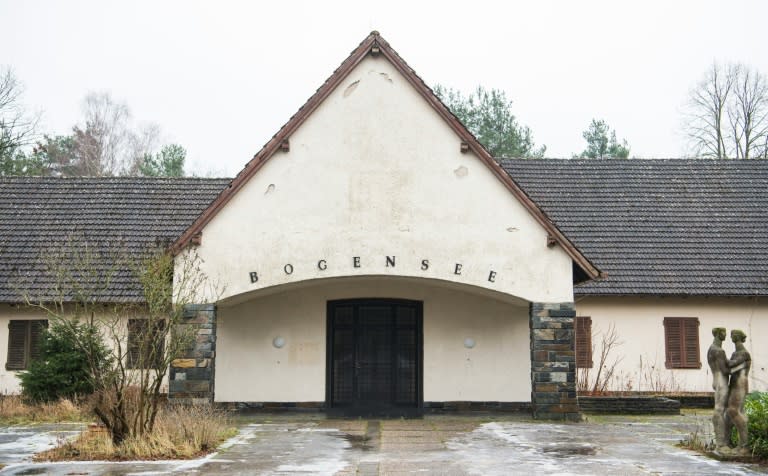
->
[541,443,598,457]
[340,433,373,451]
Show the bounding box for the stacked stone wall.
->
[529,302,580,421]
[169,304,216,403]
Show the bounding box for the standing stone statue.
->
[726,329,751,454]
[707,327,730,450]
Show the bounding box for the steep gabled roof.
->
[504,158,768,296]
[0,177,229,302]
[170,31,601,281]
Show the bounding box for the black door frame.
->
[325,298,424,417]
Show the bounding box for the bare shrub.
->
[18,232,222,445]
[36,403,234,461]
[639,354,681,393]
[0,395,87,424]
[608,369,635,394]
[577,323,624,395]
[576,365,590,393]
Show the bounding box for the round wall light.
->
[273,336,286,348]
[464,338,476,349]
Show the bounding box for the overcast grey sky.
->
[2,0,767,175]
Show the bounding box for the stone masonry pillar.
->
[169,304,216,403]
[529,302,580,421]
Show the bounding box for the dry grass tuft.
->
[0,395,87,424]
[36,403,236,461]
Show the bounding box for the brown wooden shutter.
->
[29,320,47,363]
[664,317,700,369]
[5,320,47,370]
[682,318,701,368]
[664,318,682,368]
[575,316,593,368]
[6,320,28,370]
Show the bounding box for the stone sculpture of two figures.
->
[707,327,752,456]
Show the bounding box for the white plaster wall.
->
[0,304,169,395]
[215,278,531,402]
[0,305,45,394]
[575,296,768,393]
[185,54,572,305]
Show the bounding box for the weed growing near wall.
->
[744,391,768,458]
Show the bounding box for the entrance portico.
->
[210,277,531,409]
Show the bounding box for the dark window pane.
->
[127,319,166,369]
[396,306,416,327]
[333,306,354,326]
[358,306,391,326]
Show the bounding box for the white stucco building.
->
[0,32,765,418]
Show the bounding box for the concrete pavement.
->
[0,412,765,475]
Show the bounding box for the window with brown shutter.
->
[664,317,701,369]
[575,316,593,368]
[6,320,48,370]
[127,319,166,369]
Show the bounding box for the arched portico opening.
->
[200,275,532,416]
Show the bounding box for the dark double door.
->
[326,299,423,416]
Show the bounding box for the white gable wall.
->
[186,55,573,304]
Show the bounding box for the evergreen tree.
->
[434,85,546,158]
[19,321,111,402]
[578,119,630,159]
[138,144,186,177]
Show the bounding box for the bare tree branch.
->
[685,62,768,159]
[16,232,222,444]
[730,65,768,159]
[75,92,132,176]
[0,67,41,159]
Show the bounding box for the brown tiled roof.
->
[0,177,230,302]
[503,158,768,296]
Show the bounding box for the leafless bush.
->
[0,395,87,424]
[577,323,624,395]
[36,402,234,461]
[639,354,681,393]
[18,232,222,445]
